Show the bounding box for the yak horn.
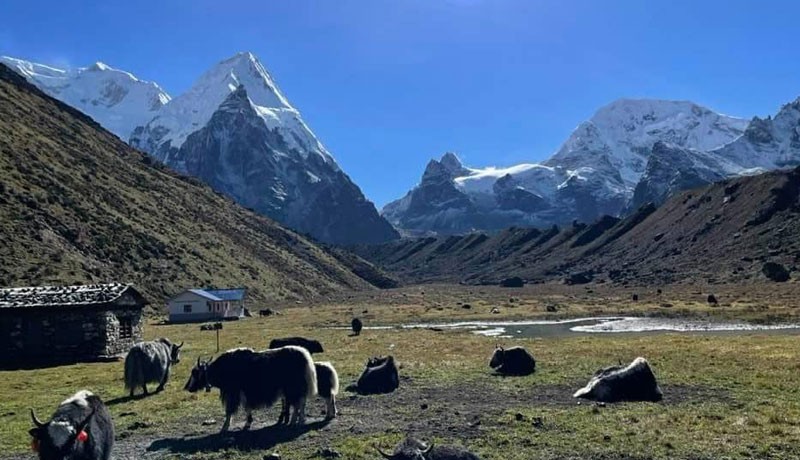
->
[422,442,434,455]
[374,445,395,459]
[30,409,45,428]
[196,356,201,367]
[178,341,184,348]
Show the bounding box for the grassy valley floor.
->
[2,283,800,459]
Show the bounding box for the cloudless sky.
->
[2,0,799,207]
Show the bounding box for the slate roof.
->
[0,283,141,309]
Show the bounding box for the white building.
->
[167,288,247,323]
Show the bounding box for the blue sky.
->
[2,0,799,207]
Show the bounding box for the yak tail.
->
[328,365,340,396]
[315,362,340,397]
[303,351,318,398]
[123,348,143,390]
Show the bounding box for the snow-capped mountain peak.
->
[385,98,756,235]
[0,56,170,139]
[546,98,748,186]
[130,51,336,168]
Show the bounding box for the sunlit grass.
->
[2,289,800,458]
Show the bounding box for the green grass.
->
[2,296,800,459]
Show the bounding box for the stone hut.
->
[0,283,147,369]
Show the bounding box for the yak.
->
[573,357,663,403]
[268,336,324,354]
[375,437,482,460]
[124,338,183,397]
[184,346,317,431]
[29,390,114,460]
[351,317,363,336]
[279,361,340,423]
[349,355,399,394]
[489,346,536,376]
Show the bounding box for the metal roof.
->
[0,283,140,309]
[204,288,247,301]
[187,289,223,301]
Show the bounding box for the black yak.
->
[376,437,482,460]
[349,355,399,394]
[573,357,663,403]
[268,336,324,354]
[280,361,340,422]
[184,346,317,431]
[29,390,114,460]
[124,338,183,397]
[489,346,536,376]
[351,317,363,335]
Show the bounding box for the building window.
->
[119,318,133,339]
[183,304,192,313]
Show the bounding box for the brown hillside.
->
[357,169,800,286]
[0,63,392,306]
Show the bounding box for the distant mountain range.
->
[1,53,398,245]
[359,166,800,286]
[5,53,800,243]
[0,62,394,302]
[384,98,800,235]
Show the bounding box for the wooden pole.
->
[216,328,220,353]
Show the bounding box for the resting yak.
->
[573,357,663,403]
[489,346,536,376]
[29,390,114,460]
[124,338,183,397]
[185,346,317,431]
[349,355,399,394]
[376,437,482,460]
[280,361,340,422]
[268,336,324,354]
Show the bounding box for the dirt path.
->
[2,378,729,460]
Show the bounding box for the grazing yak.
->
[351,317,363,335]
[376,437,482,460]
[489,346,536,376]
[184,346,317,431]
[124,338,183,397]
[29,390,114,460]
[279,361,340,422]
[268,336,324,354]
[348,355,399,394]
[573,357,663,403]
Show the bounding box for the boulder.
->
[762,262,790,282]
[565,271,594,285]
[500,277,524,288]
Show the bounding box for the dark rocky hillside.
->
[356,168,800,286]
[0,63,393,305]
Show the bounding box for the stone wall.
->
[0,305,143,369]
[102,308,144,356]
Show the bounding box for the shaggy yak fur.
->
[573,357,663,403]
[268,336,324,354]
[29,390,114,460]
[351,317,363,335]
[350,355,399,394]
[375,437,483,460]
[184,346,317,431]
[124,338,183,396]
[280,361,340,422]
[489,346,536,376]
